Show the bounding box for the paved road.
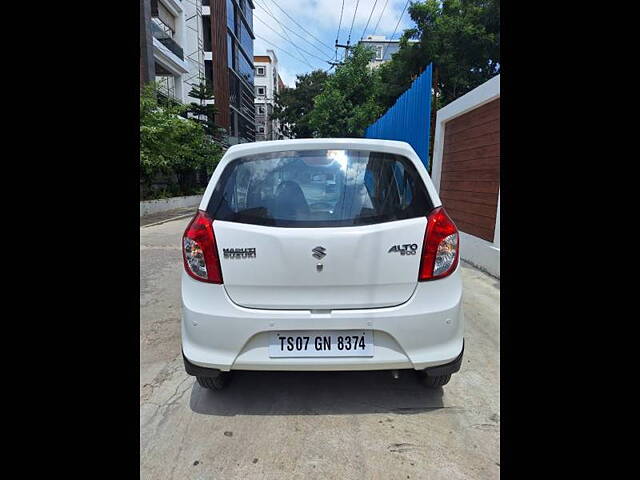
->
[140,218,500,480]
[140,206,199,227]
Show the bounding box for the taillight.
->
[182,210,223,283]
[419,207,459,281]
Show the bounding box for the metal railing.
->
[151,22,184,60]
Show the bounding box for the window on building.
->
[375,45,384,60]
[154,74,176,100]
[258,126,265,133]
[155,2,176,34]
[243,0,253,26]
[229,72,240,108]
[256,86,266,96]
[237,20,253,59]
[238,51,254,84]
[240,83,255,115]
[204,60,213,89]
[256,66,265,76]
[227,33,235,69]
[257,105,266,114]
[226,0,235,31]
[237,111,255,142]
[202,15,211,52]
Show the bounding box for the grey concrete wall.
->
[140,195,202,217]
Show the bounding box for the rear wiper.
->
[237,207,272,218]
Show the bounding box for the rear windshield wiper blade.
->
[236,207,272,218]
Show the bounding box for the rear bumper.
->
[423,340,464,376]
[181,265,464,372]
[184,341,465,377]
[183,351,223,377]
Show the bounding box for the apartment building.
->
[357,35,417,68]
[140,0,206,103]
[141,0,256,144]
[253,50,286,141]
[202,0,256,144]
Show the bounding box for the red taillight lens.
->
[182,210,223,284]
[419,207,459,281]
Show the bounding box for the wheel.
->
[196,373,230,390]
[420,373,451,388]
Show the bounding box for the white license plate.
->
[269,330,374,357]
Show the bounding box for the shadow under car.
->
[188,369,446,416]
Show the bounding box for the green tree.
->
[377,0,500,110]
[307,44,383,137]
[271,69,330,138]
[186,81,219,136]
[140,83,223,197]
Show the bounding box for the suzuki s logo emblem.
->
[312,246,326,259]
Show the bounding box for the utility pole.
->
[335,41,352,61]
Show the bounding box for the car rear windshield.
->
[207,149,433,227]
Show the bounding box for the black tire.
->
[421,373,451,388]
[196,373,230,390]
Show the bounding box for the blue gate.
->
[364,63,432,169]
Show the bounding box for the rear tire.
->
[420,373,451,388]
[196,373,230,390]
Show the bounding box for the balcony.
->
[151,22,183,60]
[156,90,184,109]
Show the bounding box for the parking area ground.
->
[140,217,500,480]
[140,206,199,227]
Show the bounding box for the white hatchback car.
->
[182,139,464,390]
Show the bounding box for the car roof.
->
[223,138,418,158]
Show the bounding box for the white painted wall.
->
[183,0,205,101]
[430,75,500,278]
[459,232,500,278]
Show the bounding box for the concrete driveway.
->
[140,217,500,480]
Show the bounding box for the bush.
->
[141,186,206,201]
[140,83,224,200]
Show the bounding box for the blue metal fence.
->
[364,63,432,169]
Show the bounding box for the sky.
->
[251,0,416,87]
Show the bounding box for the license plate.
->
[269,330,374,357]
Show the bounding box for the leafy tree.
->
[307,44,383,137]
[140,83,223,196]
[271,70,330,138]
[377,0,500,110]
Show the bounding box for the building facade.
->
[202,0,256,144]
[141,0,255,143]
[253,50,286,141]
[357,35,415,68]
[140,0,206,104]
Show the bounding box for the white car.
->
[181,139,464,390]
